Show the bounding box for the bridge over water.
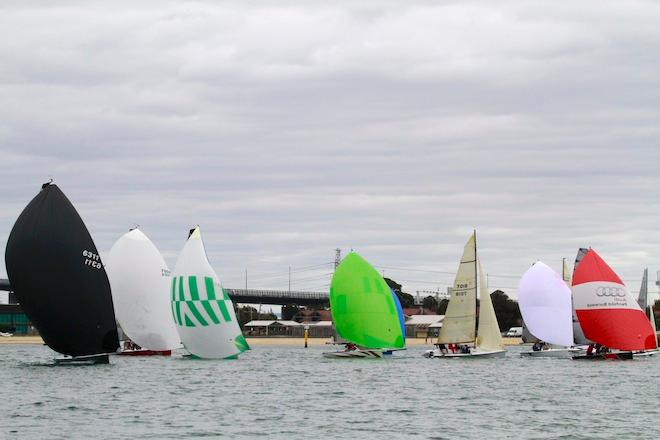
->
[224,288,328,306]
[0,279,329,306]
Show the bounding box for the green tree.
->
[281,304,300,321]
[437,298,449,315]
[236,306,277,328]
[490,290,521,332]
[384,277,415,308]
[236,306,257,328]
[422,295,438,311]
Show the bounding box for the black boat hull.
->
[572,352,633,360]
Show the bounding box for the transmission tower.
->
[334,248,342,271]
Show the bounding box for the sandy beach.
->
[0,335,523,347]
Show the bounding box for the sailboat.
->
[106,228,181,356]
[518,262,582,358]
[171,226,249,359]
[323,252,406,359]
[571,249,656,360]
[634,268,658,354]
[4,182,119,364]
[424,232,505,358]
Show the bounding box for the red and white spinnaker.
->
[572,249,655,351]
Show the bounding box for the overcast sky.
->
[1,0,659,304]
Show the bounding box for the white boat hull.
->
[520,348,582,358]
[423,348,506,358]
[633,350,657,358]
[323,349,384,359]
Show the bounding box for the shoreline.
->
[0,336,523,347]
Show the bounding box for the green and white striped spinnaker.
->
[330,252,405,349]
[171,227,249,358]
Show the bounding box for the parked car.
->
[505,326,523,337]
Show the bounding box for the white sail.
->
[106,229,180,350]
[571,248,592,345]
[638,268,657,349]
[650,306,658,349]
[562,258,571,285]
[637,268,648,310]
[437,233,477,344]
[171,227,249,359]
[475,259,504,351]
[518,262,573,347]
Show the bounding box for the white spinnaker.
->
[475,259,504,351]
[518,262,573,347]
[171,227,247,359]
[106,229,180,350]
[437,233,477,344]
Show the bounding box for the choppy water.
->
[1,343,659,439]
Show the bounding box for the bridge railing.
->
[225,288,328,300]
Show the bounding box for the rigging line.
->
[291,264,334,274]
[290,262,335,271]
[291,273,334,283]
[375,265,456,275]
[242,272,293,281]
[237,262,333,279]
[392,278,449,285]
[235,267,334,281]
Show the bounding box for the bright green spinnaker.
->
[330,252,405,349]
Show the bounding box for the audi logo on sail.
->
[595,286,626,297]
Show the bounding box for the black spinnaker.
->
[5,182,119,356]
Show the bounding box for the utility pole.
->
[334,248,341,271]
[245,268,247,291]
[288,265,291,293]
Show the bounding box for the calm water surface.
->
[1,343,659,439]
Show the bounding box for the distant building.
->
[294,308,332,322]
[404,314,444,339]
[403,307,437,316]
[243,319,336,338]
[243,320,302,336]
[304,320,335,338]
[0,304,34,335]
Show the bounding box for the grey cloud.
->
[1,1,659,301]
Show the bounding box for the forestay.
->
[106,229,180,351]
[171,227,249,359]
[437,233,477,344]
[518,262,573,347]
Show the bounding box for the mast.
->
[474,229,478,328]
